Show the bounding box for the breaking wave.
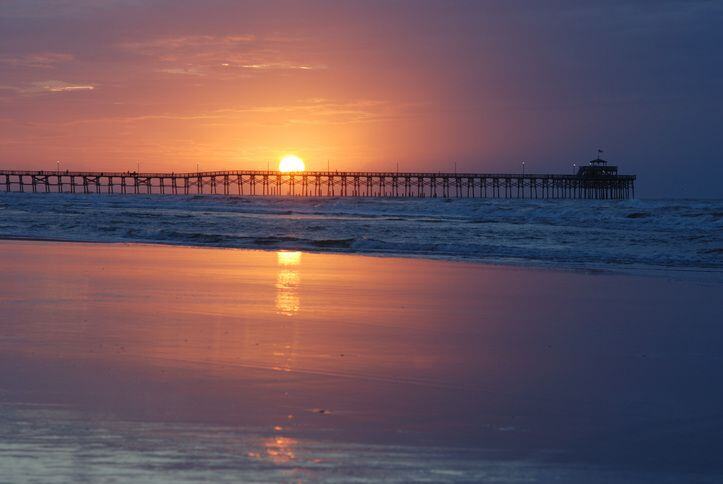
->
[0,193,721,273]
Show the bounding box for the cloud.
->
[118,34,324,77]
[0,52,75,68]
[118,34,257,55]
[156,67,206,77]
[12,97,401,128]
[239,63,321,71]
[0,79,98,95]
[31,80,95,93]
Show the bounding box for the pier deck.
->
[0,170,636,199]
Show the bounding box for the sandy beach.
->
[0,239,721,482]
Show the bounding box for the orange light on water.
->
[277,251,301,266]
[276,251,301,316]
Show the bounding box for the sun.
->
[279,155,305,172]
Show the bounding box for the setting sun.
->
[278,155,305,172]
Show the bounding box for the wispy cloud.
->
[239,62,320,71]
[12,98,403,128]
[0,52,75,68]
[119,34,325,77]
[1,80,96,94]
[156,67,206,77]
[0,80,96,95]
[33,80,95,93]
[119,34,256,53]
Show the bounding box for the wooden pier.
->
[0,162,635,199]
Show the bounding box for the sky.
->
[1,0,721,197]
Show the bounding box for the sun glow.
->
[277,251,301,266]
[278,155,305,172]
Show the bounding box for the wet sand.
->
[1,240,722,482]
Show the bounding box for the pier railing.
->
[0,170,636,199]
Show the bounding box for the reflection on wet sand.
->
[276,251,301,317]
[262,435,298,464]
[1,240,723,482]
[272,251,302,374]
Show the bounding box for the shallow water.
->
[0,193,721,272]
[2,402,714,484]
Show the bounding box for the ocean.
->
[0,192,721,273]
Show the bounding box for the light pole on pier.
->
[573,163,576,175]
[522,161,525,176]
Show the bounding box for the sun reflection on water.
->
[263,435,298,463]
[277,251,301,267]
[275,251,301,316]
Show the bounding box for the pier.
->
[0,160,635,199]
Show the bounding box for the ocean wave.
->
[0,192,721,272]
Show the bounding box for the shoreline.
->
[0,236,720,284]
[1,192,721,277]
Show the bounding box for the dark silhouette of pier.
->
[0,160,635,199]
